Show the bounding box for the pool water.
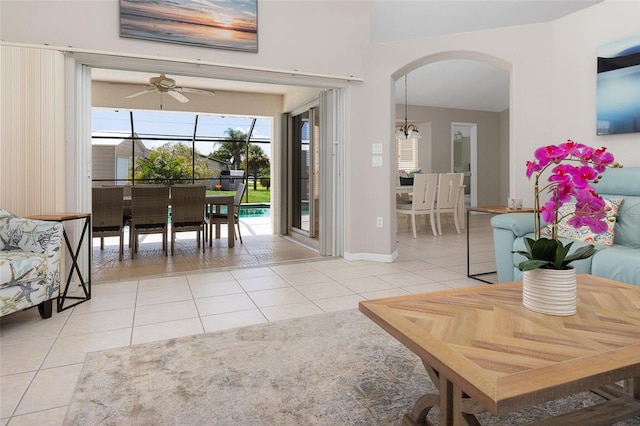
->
[239,204,271,218]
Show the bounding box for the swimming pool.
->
[239,203,271,218]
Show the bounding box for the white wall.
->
[2,0,639,260]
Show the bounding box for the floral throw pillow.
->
[541,197,624,246]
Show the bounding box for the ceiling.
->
[92,0,602,113]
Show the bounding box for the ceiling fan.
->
[125,74,215,103]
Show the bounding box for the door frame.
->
[451,122,478,207]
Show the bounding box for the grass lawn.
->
[207,185,270,204]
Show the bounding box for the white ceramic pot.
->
[522,268,577,316]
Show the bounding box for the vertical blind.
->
[396,137,418,171]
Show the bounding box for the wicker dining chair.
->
[92,186,127,261]
[169,184,207,255]
[130,185,170,258]
[209,182,246,244]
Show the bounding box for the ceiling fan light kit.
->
[125,74,216,104]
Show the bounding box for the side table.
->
[466,205,534,283]
[27,213,92,311]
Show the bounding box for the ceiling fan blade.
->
[177,87,215,97]
[168,89,190,103]
[125,87,156,99]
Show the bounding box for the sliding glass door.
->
[290,108,320,240]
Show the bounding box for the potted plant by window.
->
[513,140,621,315]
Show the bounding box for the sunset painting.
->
[120,0,258,52]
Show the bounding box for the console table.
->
[466,205,534,283]
[27,213,92,311]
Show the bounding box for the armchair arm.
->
[490,213,537,237]
[0,211,64,294]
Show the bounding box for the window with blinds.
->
[396,137,418,171]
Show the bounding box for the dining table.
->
[123,193,236,248]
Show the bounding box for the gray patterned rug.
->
[64,309,639,425]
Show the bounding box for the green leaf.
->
[563,245,597,263]
[518,259,552,271]
[530,238,558,262]
[554,240,572,269]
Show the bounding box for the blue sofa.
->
[491,167,640,286]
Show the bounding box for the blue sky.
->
[92,108,272,157]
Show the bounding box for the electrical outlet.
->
[376,217,383,228]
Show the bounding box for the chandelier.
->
[395,74,421,140]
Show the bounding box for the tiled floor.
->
[0,213,496,425]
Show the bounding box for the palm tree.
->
[245,145,270,190]
[210,128,247,170]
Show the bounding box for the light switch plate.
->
[372,156,383,167]
[372,143,383,154]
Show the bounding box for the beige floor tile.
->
[59,308,134,337]
[134,299,198,326]
[337,276,397,294]
[269,263,316,274]
[138,275,189,291]
[354,263,406,276]
[185,271,236,285]
[7,406,68,426]
[131,318,204,345]
[313,294,365,313]
[70,291,137,314]
[259,302,324,322]
[230,266,277,280]
[413,267,467,282]
[393,259,439,272]
[248,287,308,308]
[237,275,291,292]
[280,270,333,286]
[307,259,352,272]
[377,271,432,286]
[201,309,267,333]
[42,328,132,369]
[0,313,67,346]
[0,371,35,419]
[14,363,84,416]
[295,282,354,300]
[136,285,193,307]
[194,293,257,317]
[361,288,411,300]
[0,340,54,376]
[321,267,373,281]
[188,279,244,299]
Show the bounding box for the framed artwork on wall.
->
[120,0,258,53]
[596,35,640,135]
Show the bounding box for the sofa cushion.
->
[0,252,46,288]
[592,245,640,286]
[541,197,623,246]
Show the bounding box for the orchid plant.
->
[514,139,621,271]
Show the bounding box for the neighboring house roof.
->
[91,131,150,155]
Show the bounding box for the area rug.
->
[64,309,639,425]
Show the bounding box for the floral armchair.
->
[0,209,64,319]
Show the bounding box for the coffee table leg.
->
[403,362,483,426]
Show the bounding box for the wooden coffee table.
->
[359,274,640,425]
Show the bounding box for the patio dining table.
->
[123,193,236,248]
